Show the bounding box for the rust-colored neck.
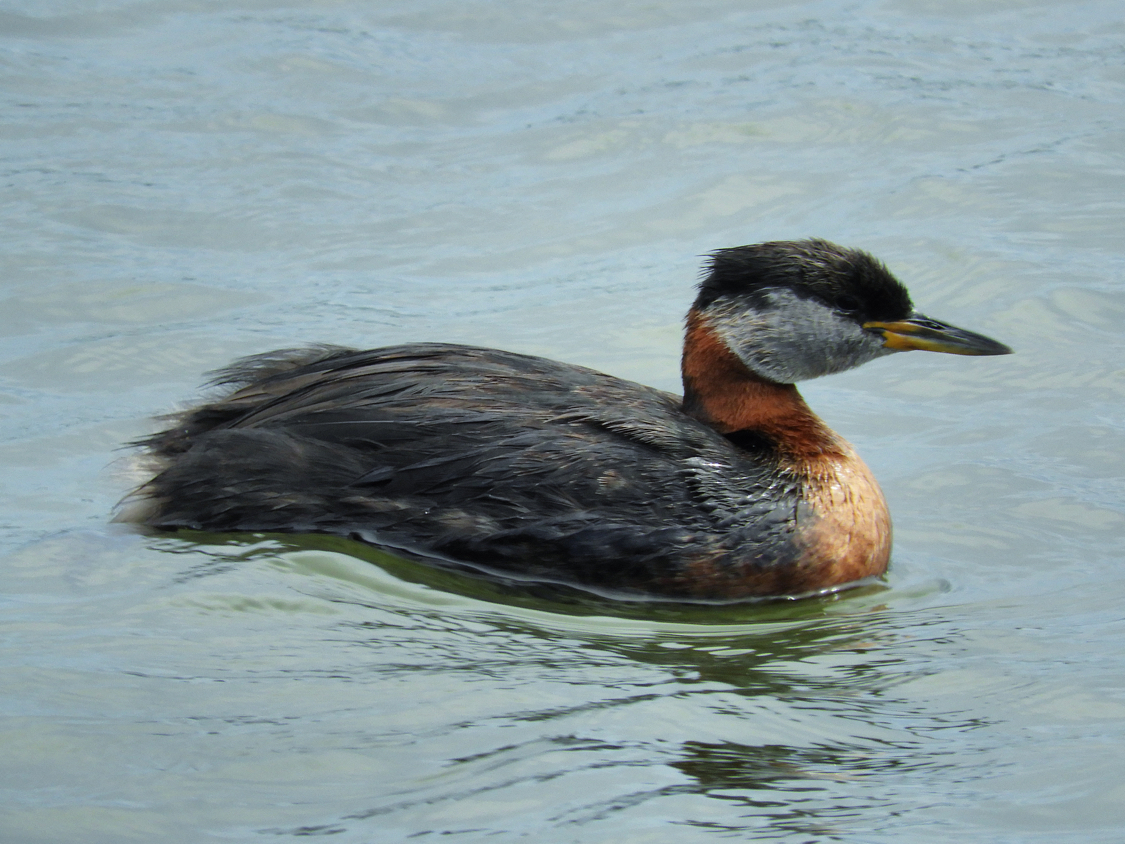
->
[681,309,844,461]
[681,309,892,589]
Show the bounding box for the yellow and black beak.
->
[864,315,1012,356]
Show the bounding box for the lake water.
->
[3,0,1125,841]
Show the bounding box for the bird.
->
[120,239,1011,601]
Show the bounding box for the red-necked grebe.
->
[121,240,1011,600]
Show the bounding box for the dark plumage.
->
[696,238,911,319]
[122,240,1011,601]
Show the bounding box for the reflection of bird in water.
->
[121,240,1010,600]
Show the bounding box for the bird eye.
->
[834,294,861,314]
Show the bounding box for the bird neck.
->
[681,309,892,586]
[681,309,844,461]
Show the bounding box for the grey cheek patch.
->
[706,289,892,383]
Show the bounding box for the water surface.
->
[2,1,1125,841]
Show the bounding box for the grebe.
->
[122,240,1011,600]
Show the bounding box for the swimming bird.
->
[122,240,1010,600]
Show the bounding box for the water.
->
[2,0,1124,841]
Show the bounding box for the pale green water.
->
[2,1,1125,841]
